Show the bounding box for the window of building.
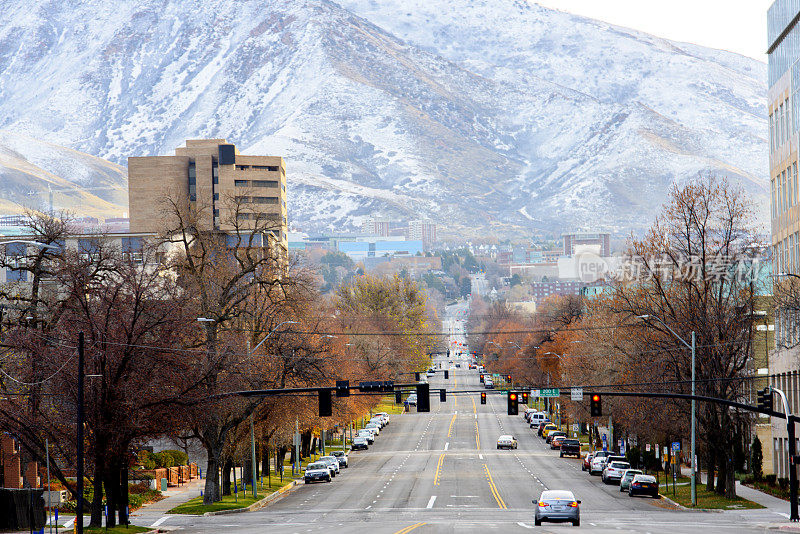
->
[213,193,219,201]
[794,163,798,206]
[237,213,251,220]
[786,98,791,141]
[252,165,279,171]
[252,180,278,187]
[213,209,219,217]
[188,161,197,202]
[771,113,775,152]
[780,103,785,144]
[773,178,778,220]
[252,197,278,204]
[6,268,27,282]
[235,165,251,170]
[235,180,249,187]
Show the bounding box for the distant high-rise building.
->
[361,217,402,237]
[768,0,800,479]
[562,231,610,257]
[128,139,287,259]
[408,219,437,249]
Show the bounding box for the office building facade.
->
[768,0,800,478]
[128,139,287,258]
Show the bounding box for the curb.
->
[657,494,723,513]
[203,480,299,516]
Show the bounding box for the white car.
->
[589,455,607,475]
[375,412,390,425]
[369,417,385,429]
[497,435,518,450]
[357,429,374,444]
[365,422,380,435]
[602,460,631,484]
[407,394,418,406]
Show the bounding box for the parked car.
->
[550,435,567,449]
[546,431,566,444]
[542,424,558,439]
[534,490,580,527]
[304,462,332,483]
[365,423,380,436]
[357,429,374,444]
[375,412,390,425]
[537,422,552,437]
[582,453,594,471]
[629,474,660,498]
[602,460,632,484]
[319,456,340,476]
[351,437,369,451]
[524,408,538,421]
[619,469,643,492]
[589,455,607,475]
[407,394,418,406]
[497,435,518,449]
[485,379,495,389]
[529,413,549,427]
[559,439,581,458]
[331,450,349,468]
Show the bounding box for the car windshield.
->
[309,463,327,470]
[563,440,579,445]
[611,462,630,469]
[332,451,344,456]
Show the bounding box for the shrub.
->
[153,451,174,468]
[779,477,790,490]
[138,450,156,470]
[741,474,754,484]
[765,474,777,485]
[160,449,188,466]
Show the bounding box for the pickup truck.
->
[559,439,581,458]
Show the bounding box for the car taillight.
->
[569,501,579,507]
[632,483,640,487]
[538,501,547,507]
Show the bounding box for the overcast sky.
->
[534,0,774,62]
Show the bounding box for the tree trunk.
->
[90,451,105,527]
[706,442,715,492]
[118,463,129,526]
[202,440,223,505]
[222,458,233,496]
[103,466,118,528]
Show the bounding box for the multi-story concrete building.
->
[408,220,437,249]
[768,0,800,479]
[361,217,403,237]
[128,139,287,259]
[562,231,610,257]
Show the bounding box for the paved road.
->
[157,303,789,533]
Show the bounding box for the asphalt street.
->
[156,302,790,533]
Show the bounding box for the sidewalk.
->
[129,477,205,524]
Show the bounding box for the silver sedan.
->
[534,490,580,527]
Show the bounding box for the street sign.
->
[530,389,539,398]
[671,441,681,452]
[620,440,626,454]
[570,387,583,401]
[540,388,560,397]
[645,443,651,452]
[655,446,659,459]
[572,423,579,433]
[602,434,608,451]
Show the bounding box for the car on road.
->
[370,417,385,429]
[529,413,549,427]
[365,422,381,435]
[619,469,643,492]
[407,394,417,406]
[331,450,349,467]
[304,462,332,483]
[546,430,566,444]
[589,455,607,475]
[537,422,552,437]
[541,424,558,439]
[375,412,390,425]
[629,474,659,498]
[533,490,580,527]
[484,378,495,389]
[582,453,594,471]
[497,435,518,449]
[550,435,567,449]
[357,429,374,444]
[523,408,537,421]
[559,439,581,458]
[351,437,369,450]
[602,460,632,484]
[319,456,340,475]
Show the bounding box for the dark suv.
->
[559,439,581,458]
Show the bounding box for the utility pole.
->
[690,331,696,507]
[247,340,257,500]
[76,332,84,534]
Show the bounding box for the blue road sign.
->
[602,434,608,451]
[671,441,681,452]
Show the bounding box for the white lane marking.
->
[444,442,449,451]
[150,516,173,527]
[427,495,437,508]
[478,454,483,459]
[365,505,372,509]
[63,519,75,528]
[516,522,534,529]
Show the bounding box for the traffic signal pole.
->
[772,387,798,522]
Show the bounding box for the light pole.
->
[638,314,696,507]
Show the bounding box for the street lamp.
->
[638,314,696,507]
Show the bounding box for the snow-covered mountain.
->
[0,0,767,236]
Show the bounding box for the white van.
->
[529,412,549,427]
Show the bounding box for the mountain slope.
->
[0,0,768,236]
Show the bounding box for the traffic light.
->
[508,391,519,415]
[415,372,421,381]
[590,394,602,417]
[444,370,449,379]
[506,374,512,384]
[479,374,484,383]
[395,390,402,404]
[480,392,486,404]
[319,389,332,417]
[417,383,430,412]
[521,392,529,404]
[335,380,350,398]
[757,388,773,412]
[440,389,446,402]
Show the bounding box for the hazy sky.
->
[534,0,774,62]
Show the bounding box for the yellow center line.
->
[447,412,457,437]
[433,453,445,486]
[483,463,507,509]
[394,522,427,534]
[471,395,476,413]
[475,421,480,449]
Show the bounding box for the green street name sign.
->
[539,388,560,397]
